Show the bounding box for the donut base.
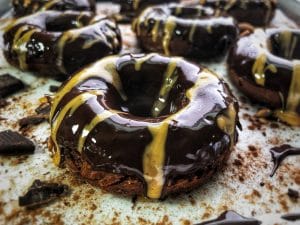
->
[228,68,282,109]
[64,146,232,198]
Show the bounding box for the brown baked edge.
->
[63,147,232,199]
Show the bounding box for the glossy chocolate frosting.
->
[198,0,276,26]
[3,11,121,78]
[13,0,96,17]
[133,3,238,58]
[228,29,300,126]
[50,53,239,199]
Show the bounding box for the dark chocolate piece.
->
[281,213,300,221]
[19,114,48,129]
[194,211,261,225]
[270,145,300,177]
[0,130,35,155]
[19,180,70,208]
[0,74,24,97]
[287,188,299,201]
[35,102,51,116]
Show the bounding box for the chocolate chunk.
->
[0,98,9,108]
[19,114,47,129]
[0,74,24,97]
[19,180,70,208]
[0,130,35,155]
[35,102,51,116]
[281,213,300,221]
[288,188,299,201]
[49,85,59,93]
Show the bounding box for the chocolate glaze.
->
[13,0,96,17]
[133,3,238,58]
[198,0,276,27]
[194,210,261,225]
[270,144,300,177]
[228,29,300,126]
[281,213,300,221]
[3,11,121,78]
[118,0,179,20]
[50,53,239,198]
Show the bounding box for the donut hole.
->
[115,60,193,118]
[269,31,300,60]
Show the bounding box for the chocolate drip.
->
[281,213,300,221]
[194,211,261,225]
[270,144,300,177]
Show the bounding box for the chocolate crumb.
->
[35,102,51,115]
[19,114,48,129]
[0,98,9,108]
[287,188,299,201]
[281,213,300,221]
[0,130,35,155]
[0,74,24,97]
[49,85,59,93]
[19,180,70,208]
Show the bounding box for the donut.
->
[12,0,96,17]
[132,4,238,58]
[49,53,239,199]
[198,0,277,27]
[228,29,300,126]
[3,11,121,77]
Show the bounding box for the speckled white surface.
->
[0,3,299,225]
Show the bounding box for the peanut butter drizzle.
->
[56,30,81,74]
[217,103,237,148]
[275,60,300,126]
[162,16,176,56]
[50,56,121,126]
[23,0,31,7]
[151,20,160,42]
[77,110,115,153]
[279,31,298,59]
[133,0,140,10]
[189,23,197,42]
[252,53,277,86]
[144,67,224,199]
[134,53,156,71]
[40,0,60,11]
[12,26,37,70]
[51,92,101,166]
[151,59,179,117]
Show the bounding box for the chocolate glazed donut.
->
[198,0,277,27]
[133,4,238,58]
[49,53,239,199]
[3,11,121,77]
[228,29,300,126]
[13,0,96,17]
